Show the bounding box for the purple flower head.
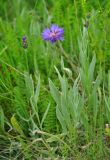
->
[22,36,28,49]
[22,36,27,42]
[42,25,64,43]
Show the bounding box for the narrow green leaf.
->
[56,105,67,133]
[49,79,60,105]
[0,107,5,132]
[88,54,96,82]
[40,103,50,128]
[11,115,25,136]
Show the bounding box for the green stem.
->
[25,49,29,71]
[58,41,78,74]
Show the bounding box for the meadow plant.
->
[0,0,110,159]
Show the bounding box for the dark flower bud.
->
[22,36,28,49]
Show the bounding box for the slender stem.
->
[25,49,29,71]
[58,41,78,74]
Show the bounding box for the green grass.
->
[0,0,110,159]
